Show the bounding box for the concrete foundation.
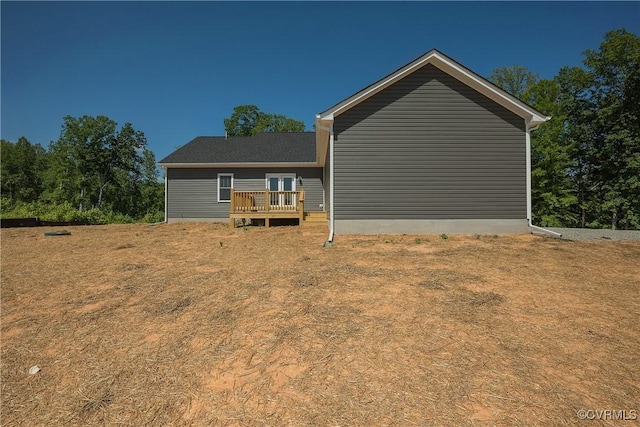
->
[334,219,529,235]
[166,217,227,223]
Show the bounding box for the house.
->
[158,132,325,226]
[158,49,550,238]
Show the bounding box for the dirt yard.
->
[1,223,639,426]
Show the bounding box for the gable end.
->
[319,49,549,127]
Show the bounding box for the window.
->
[218,173,233,202]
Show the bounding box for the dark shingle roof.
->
[158,132,316,164]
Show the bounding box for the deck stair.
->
[302,211,327,226]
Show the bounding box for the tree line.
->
[1,115,164,223]
[1,105,308,224]
[490,28,639,230]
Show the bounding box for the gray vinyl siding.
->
[167,167,323,219]
[298,168,324,211]
[167,169,224,219]
[333,64,526,220]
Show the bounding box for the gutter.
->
[316,120,335,244]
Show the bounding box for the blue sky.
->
[2,1,639,162]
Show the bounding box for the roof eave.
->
[528,115,552,129]
[314,115,333,165]
[158,162,322,169]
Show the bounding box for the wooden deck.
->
[230,189,306,227]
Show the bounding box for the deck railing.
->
[230,189,305,214]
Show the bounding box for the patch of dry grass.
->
[1,223,639,425]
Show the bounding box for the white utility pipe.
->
[164,170,168,223]
[316,122,335,244]
[529,222,562,237]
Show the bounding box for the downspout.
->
[164,168,168,223]
[327,128,335,242]
[316,122,335,244]
[526,121,562,237]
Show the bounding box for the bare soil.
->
[1,223,639,426]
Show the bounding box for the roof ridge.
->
[196,131,314,138]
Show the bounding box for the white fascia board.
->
[315,116,333,165]
[320,51,549,124]
[429,55,549,123]
[528,115,553,128]
[526,116,552,131]
[320,51,443,120]
[158,162,321,169]
[319,69,416,121]
[315,116,334,133]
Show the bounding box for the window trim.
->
[217,173,233,203]
[265,173,297,208]
[265,173,296,191]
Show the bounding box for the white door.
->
[266,174,296,208]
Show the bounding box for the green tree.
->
[224,105,305,136]
[139,148,164,217]
[525,79,578,226]
[2,116,164,222]
[560,28,640,229]
[490,65,539,99]
[42,136,81,206]
[48,115,148,212]
[490,65,578,227]
[223,105,262,136]
[0,137,47,203]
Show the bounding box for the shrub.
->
[0,197,14,214]
[106,211,135,224]
[3,201,48,219]
[141,211,164,223]
[0,200,162,225]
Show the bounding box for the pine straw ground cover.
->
[1,223,639,426]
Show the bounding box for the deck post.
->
[265,189,270,227]
[299,190,305,223]
[229,188,235,228]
